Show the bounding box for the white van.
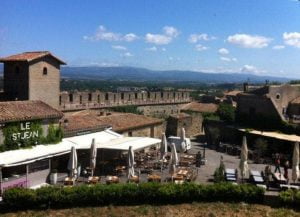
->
[167,136,191,152]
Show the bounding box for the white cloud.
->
[84,25,138,42]
[188,33,216,43]
[227,34,272,48]
[220,57,231,62]
[123,33,138,42]
[163,26,179,37]
[218,48,229,55]
[195,44,209,51]
[145,26,179,45]
[240,64,266,75]
[272,45,285,50]
[145,33,172,45]
[112,45,127,50]
[161,47,167,51]
[146,46,158,51]
[220,56,237,62]
[121,52,134,57]
[283,32,300,48]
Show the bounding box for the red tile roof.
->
[169,113,191,119]
[0,51,66,64]
[0,100,64,123]
[181,102,218,113]
[64,111,164,133]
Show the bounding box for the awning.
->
[0,129,161,167]
[0,129,121,167]
[100,137,161,151]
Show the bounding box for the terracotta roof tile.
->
[0,51,66,64]
[181,102,218,113]
[169,113,191,119]
[64,111,164,133]
[291,97,300,104]
[0,100,64,123]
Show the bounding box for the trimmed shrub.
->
[279,189,300,207]
[2,183,265,211]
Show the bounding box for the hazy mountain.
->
[61,66,290,83]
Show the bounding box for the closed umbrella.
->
[68,146,78,179]
[292,142,299,183]
[169,143,179,175]
[160,133,168,161]
[239,136,248,182]
[127,146,135,179]
[180,128,186,153]
[90,138,97,177]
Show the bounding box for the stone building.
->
[166,102,219,138]
[0,51,66,109]
[236,84,300,122]
[62,110,165,138]
[0,100,63,149]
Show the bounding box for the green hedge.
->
[279,189,300,207]
[2,183,265,210]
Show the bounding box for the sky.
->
[1,0,300,78]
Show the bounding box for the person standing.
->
[274,154,281,173]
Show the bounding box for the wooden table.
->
[64,177,75,185]
[128,176,139,183]
[88,176,100,184]
[106,176,119,184]
[148,174,161,182]
[177,169,188,176]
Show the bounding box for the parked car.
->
[167,136,191,152]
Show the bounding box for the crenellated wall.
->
[59,90,190,111]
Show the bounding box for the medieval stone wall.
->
[59,90,190,111]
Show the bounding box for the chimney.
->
[243,82,249,92]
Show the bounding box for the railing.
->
[60,98,191,111]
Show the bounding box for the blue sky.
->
[1,0,300,78]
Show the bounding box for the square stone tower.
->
[0,51,66,109]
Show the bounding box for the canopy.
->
[0,129,160,167]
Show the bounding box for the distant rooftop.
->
[181,102,218,113]
[0,100,63,123]
[63,110,164,133]
[0,51,66,65]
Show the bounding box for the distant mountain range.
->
[0,65,291,83]
[60,66,290,83]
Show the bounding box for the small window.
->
[105,93,109,101]
[69,94,73,102]
[276,93,281,100]
[15,66,20,74]
[43,67,48,75]
[80,95,82,104]
[88,93,92,101]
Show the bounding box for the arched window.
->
[276,93,281,100]
[43,67,48,75]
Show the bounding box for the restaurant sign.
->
[11,122,39,141]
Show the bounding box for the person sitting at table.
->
[264,165,272,189]
[283,160,289,181]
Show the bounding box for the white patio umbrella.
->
[169,143,179,175]
[180,128,186,153]
[127,146,135,179]
[90,138,97,177]
[160,133,168,161]
[67,146,78,179]
[239,136,249,182]
[292,142,299,183]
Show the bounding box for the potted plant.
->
[50,169,58,185]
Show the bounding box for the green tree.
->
[217,103,235,123]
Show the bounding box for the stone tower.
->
[0,51,66,109]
